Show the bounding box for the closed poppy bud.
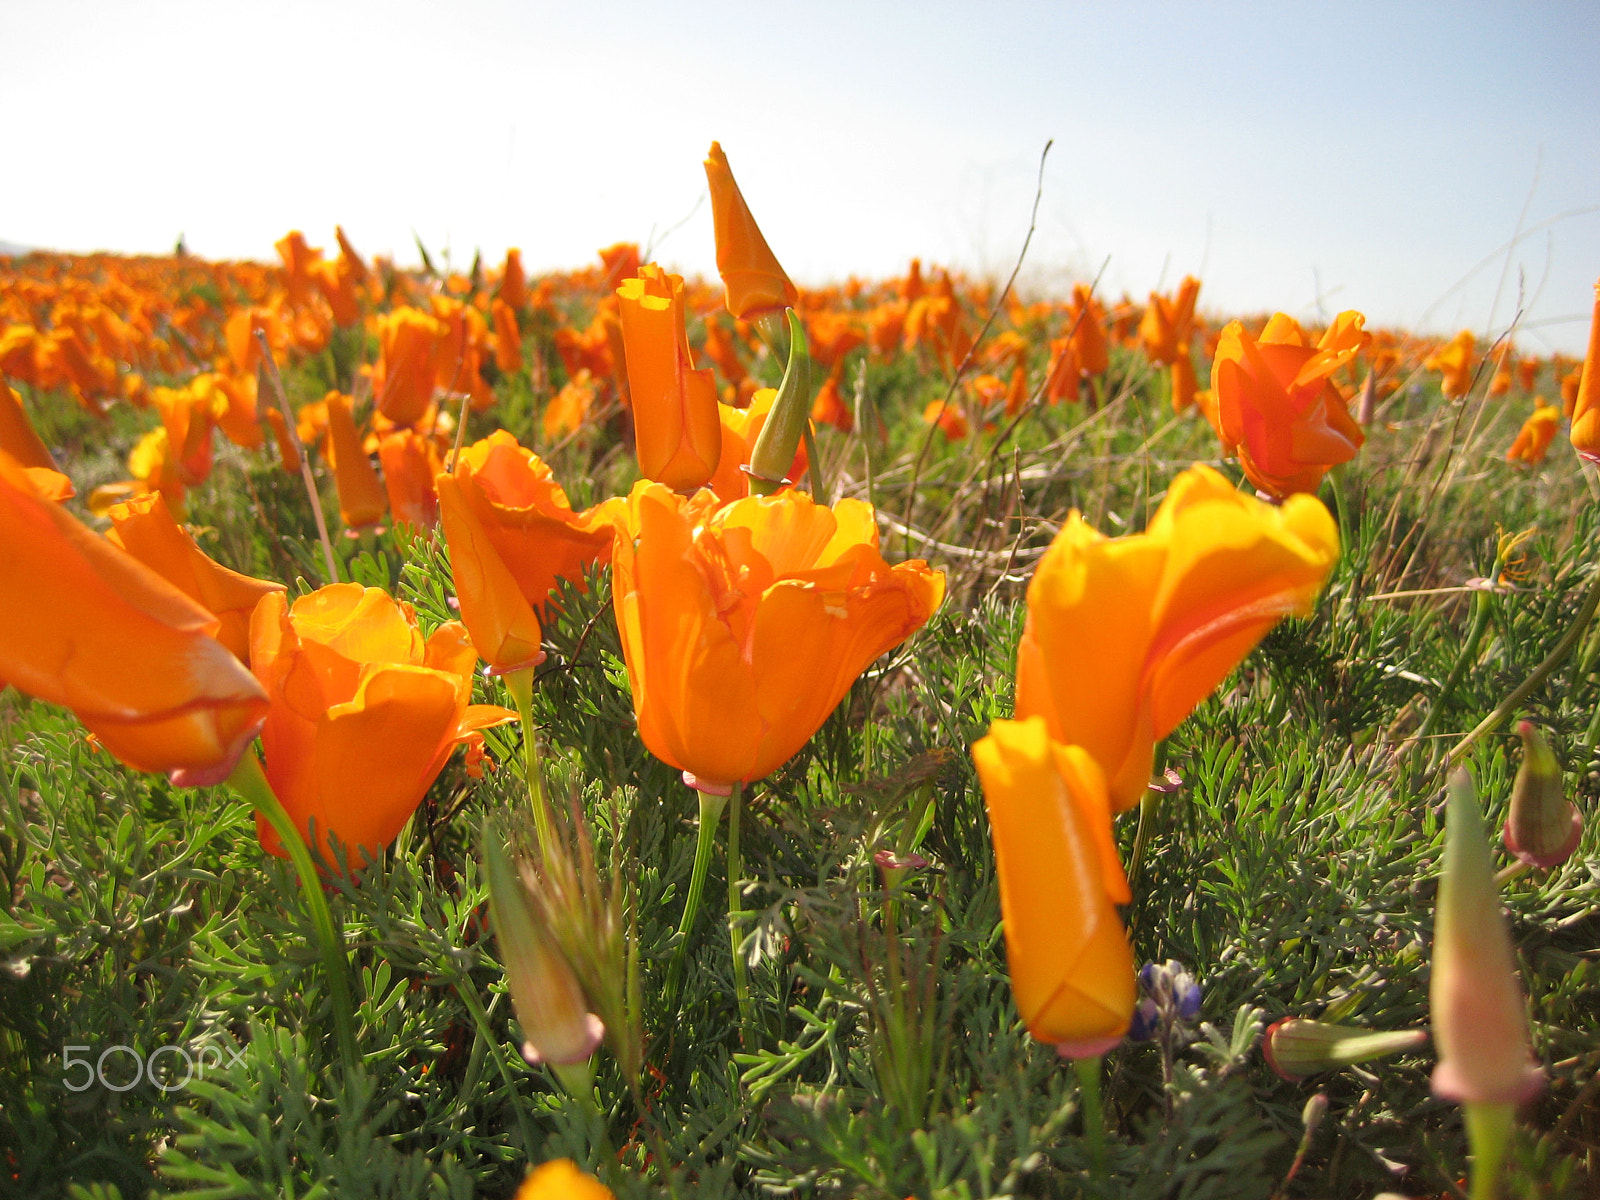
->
[325,391,387,530]
[972,717,1135,1057]
[611,482,943,790]
[491,298,522,375]
[616,264,722,490]
[105,490,285,663]
[250,584,515,862]
[0,451,268,786]
[1504,721,1582,869]
[1570,277,1600,462]
[1431,769,1545,1106]
[1015,464,1338,811]
[704,141,799,329]
[514,1159,615,1200]
[498,247,528,311]
[483,823,604,1069]
[1263,1018,1429,1081]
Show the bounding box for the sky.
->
[5,0,1599,354]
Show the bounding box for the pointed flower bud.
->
[745,310,810,496]
[1430,770,1545,1105]
[1263,1018,1429,1081]
[1504,721,1582,869]
[704,141,799,326]
[483,822,604,1068]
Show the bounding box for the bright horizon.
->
[5,0,1598,356]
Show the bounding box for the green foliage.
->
[4,309,1598,1200]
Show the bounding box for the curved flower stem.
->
[1127,739,1167,895]
[727,780,754,1044]
[664,788,727,1011]
[1073,1055,1107,1178]
[228,749,358,1074]
[1325,462,1352,551]
[503,667,552,853]
[1448,561,1600,766]
[1412,584,1496,760]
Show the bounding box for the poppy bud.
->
[745,311,810,496]
[1430,770,1545,1106]
[1263,1018,1429,1081]
[482,822,604,1069]
[1505,721,1583,869]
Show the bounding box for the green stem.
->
[1464,1100,1514,1200]
[1449,560,1600,765]
[1074,1055,1107,1179]
[1326,462,1352,550]
[451,979,538,1157]
[727,780,754,1044]
[228,750,358,1074]
[664,788,727,1010]
[1415,552,1507,764]
[1128,791,1160,895]
[503,667,552,852]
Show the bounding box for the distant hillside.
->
[0,239,31,257]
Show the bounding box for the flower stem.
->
[1073,1054,1107,1178]
[1414,582,1497,761]
[228,749,358,1074]
[664,788,727,1011]
[1464,1100,1514,1200]
[1449,560,1600,766]
[503,667,552,853]
[727,780,754,1044]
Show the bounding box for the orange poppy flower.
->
[1138,276,1200,365]
[435,432,618,672]
[1,383,56,471]
[704,141,799,324]
[250,584,514,862]
[374,307,444,427]
[514,1160,615,1200]
[1506,400,1562,465]
[610,482,944,791]
[377,428,442,530]
[616,264,722,490]
[105,490,285,663]
[1425,330,1477,399]
[1570,277,1600,462]
[543,370,596,441]
[1209,311,1369,497]
[972,716,1135,1055]
[0,450,268,785]
[1015,464,1339,812]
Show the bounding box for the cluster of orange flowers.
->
[3,130,1598,1098]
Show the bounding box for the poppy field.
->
[2,144,1598,1200]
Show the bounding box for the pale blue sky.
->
[6,1,1598,354]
